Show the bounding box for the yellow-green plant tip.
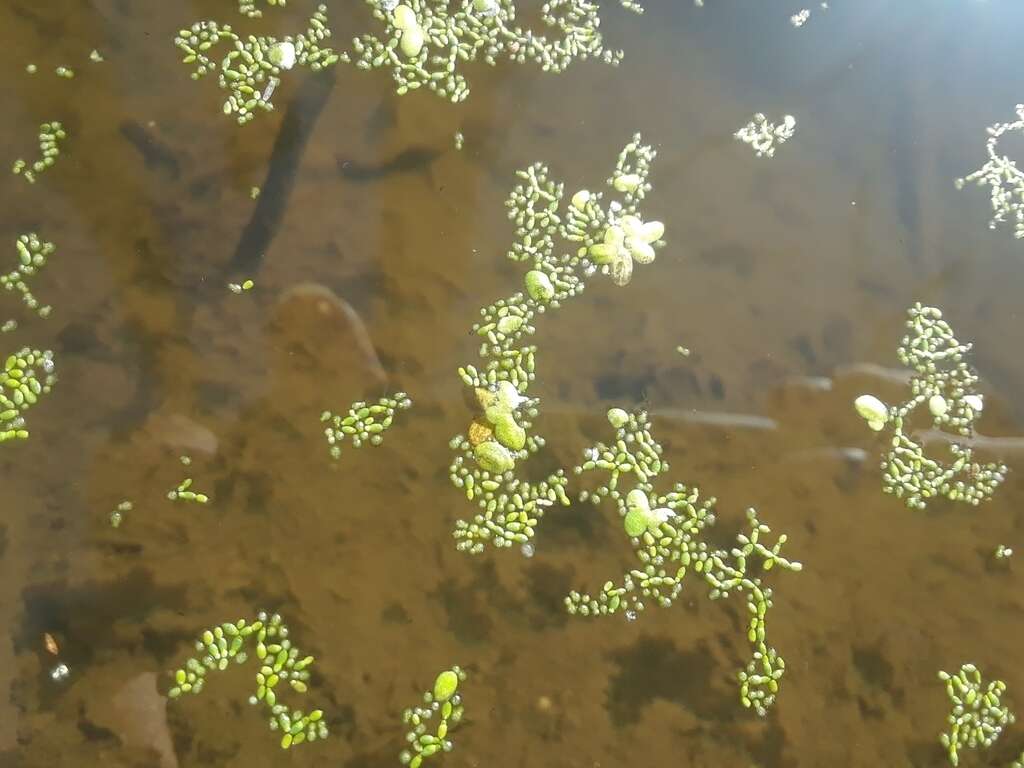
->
[607,408,629,429]
[433,670,460,702]
[493,416,526,450]
[623,508,647,538]
[473,440,514,474]
[524,270,554,302]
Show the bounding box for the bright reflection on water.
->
[2,1,1024,766]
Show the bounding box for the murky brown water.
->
[3,1,1024,766]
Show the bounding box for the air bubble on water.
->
[624,610,637,622]
[521,542,535,558]
[42,358,54,373]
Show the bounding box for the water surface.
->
[3,1,1024,766]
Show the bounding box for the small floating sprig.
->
[1,347,56,443]
[351,0,644,102]
[566,407,802,717]
[400,667,467,768]
[853,303,1007,510]
[108,500,133,528]
[734,113,795,158]
[228,278,255,293]
[450,134,665,555]
[938,663,1014,766]
[1,234,56,330]
[168,612,328,750]
[167,460,211,504]
[174,5,344,124]
[12,122,66,184]
[956,103,1024,240]
[320,392,412,459]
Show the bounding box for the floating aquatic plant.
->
[108,500,133,528]
[167,476,210,504]
[1,234,55,331]
[995,544,1013,560]
[351,0,644,102]
[228,278,255,293]
[239,0,286,18]
[1,347,56,443]
[956,103,1024,240]
[734,113,795,158]
[400,666,467,768]
[12,122,66,184]
[321,392,412,459]
[449,134,665,554]
[174,5,344,124]
[179,2,645,116]
[938,663,1014,766]
[168,612,328,749]
[853,303,1007,510]
[566,407,802,716]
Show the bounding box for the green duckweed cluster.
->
[400,667,466,768]
[1,348,57,444]
[166,457,209,502]
[955,103,1024,240]
[853,303,1007,510]
[321,392,412,459]
[228,278,255,293]
[108,500,133,528]
[938,664,1014,766]
[174,5,344,124]
[352,0,643,102]
[567,407,802,716]
[239,0,286,19]
[167,476,211,504]
[449,135,664,554]
[168,612,328,749]
[177,1,644,118]
[12,122,66,184]
[1,234,55,331]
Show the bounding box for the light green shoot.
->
[938,663,1014,766]
[450,135,664,554]
[399,666,467,768]
[568,407,801,717]
[321,392,412,459]
[168,612,327,749]
[853,304,1007,509]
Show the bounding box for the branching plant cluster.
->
[448,134,664,554]
[567,408,802,716]
[175,0,645,118]
[854,304,1007,510]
